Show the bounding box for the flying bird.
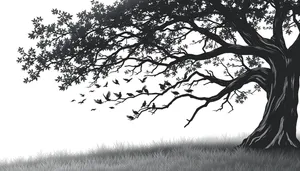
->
[127,93,134,97]
[71,99,76,102]
[132,110,139,115]
[80,93,85,97]
[94,99,102,104]
[141,100,147,107]
[112,79,119,85]
[139,77,147,83]
[91,108,96,111]
[136,90,143,94]
[109,106,115,109]
[103,91,111,101]
[127,115,135,121]
[185,89,193,93]
[78,99,86,104]
[114,92,122,99]
[171,91,180,96]
[183,73,188,80]
[95,84,101,88]
[159,83,166,90]
[104,82,108,87]
[89,90,95,93]
[123,78,132,83]
[164,81,172,86]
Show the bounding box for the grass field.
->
[0,137,300,171]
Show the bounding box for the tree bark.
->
[239,63,300,149]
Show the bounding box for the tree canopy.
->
[18,0,300,149]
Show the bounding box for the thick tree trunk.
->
[239,67,300,149]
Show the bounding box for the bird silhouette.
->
[80,93,85,97]
[184,89,193,93]
[127,93,134,97]
[123,78,132,83]
[95,84,101,88]
[152,103,156,109]
[141,100,147,107]
[112,79,119,85]
[139,77,147,83]
[142,85,147,91]
[103,91,111,101]
[171,91,180,96]
[94,99,102,104]
[183,73,188,80]
[78,99,86,104]
[114,92,122,99]
[104,82,108,87]
[127,115,135,121]
[132,110,139,115]
[143,86,149,95]
[71,99,76,102]
[89,90,95,93]
[109,106,115,109]
[164,80,171,86]
[91,108,96,111]
[159,83,166,90]
[136,90,143,94]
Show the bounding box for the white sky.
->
[0,0,296,162]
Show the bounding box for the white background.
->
[0,0,295,161]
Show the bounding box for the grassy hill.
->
[0,138,299,171]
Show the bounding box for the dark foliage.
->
[17,0,300,149]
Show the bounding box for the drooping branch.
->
[214,93,233,113]
[98,66,271,127]
[183,67,271,127]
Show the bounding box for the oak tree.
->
[17,0,300,149]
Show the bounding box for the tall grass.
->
[0,137,300,171]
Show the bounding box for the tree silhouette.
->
[17,0,300,149]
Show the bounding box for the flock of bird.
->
[70,76,194,120]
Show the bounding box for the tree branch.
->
[188,21,228,46]
[169,44,274,66]
[272,1,288,51]
[210,1,265,46]
[183,67,271,127]
[105,66,271,127]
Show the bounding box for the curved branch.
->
[214,93,234,113]
[185,101,209,127]
[144,67,270,125]
[183,67,272,127]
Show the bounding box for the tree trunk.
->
[239,67,300,149]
